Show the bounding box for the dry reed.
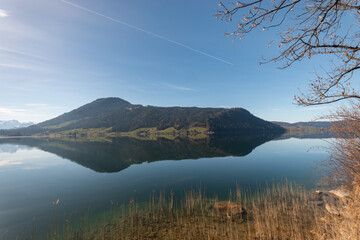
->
[60,182,327,240]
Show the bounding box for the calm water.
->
[0,134,330,237]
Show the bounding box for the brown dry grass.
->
[313,184,360,240]
[314,102,360,240]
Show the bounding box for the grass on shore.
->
[51,127,209,142]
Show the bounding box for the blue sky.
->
[0,0,339,123]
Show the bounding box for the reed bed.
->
[53,182,327,240]
[8,181,359,240]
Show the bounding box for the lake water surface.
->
[0,135,330,238]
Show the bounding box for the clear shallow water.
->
[0,136,330,237]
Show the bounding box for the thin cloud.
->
[165,83,195,91]
[0,47,47,60]
[26,103,63,110]
[26,103,51,107]
[0,107,26,114]
[0,10,9,18]
[0,18,52,42]
[61,0,234,66]
[0,62,53,73]
[0,63,33,70]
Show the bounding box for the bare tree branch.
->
[216,0,360,106]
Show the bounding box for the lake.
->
[0,134,330,238]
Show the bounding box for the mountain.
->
[0,120,34,129]
[273,121,333,138]
[273,121,331,129]
[0,97,284,136]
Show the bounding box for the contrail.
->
[61,0,233,66]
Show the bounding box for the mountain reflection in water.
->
[0,132,282,173]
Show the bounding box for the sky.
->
[0,0,341,123]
